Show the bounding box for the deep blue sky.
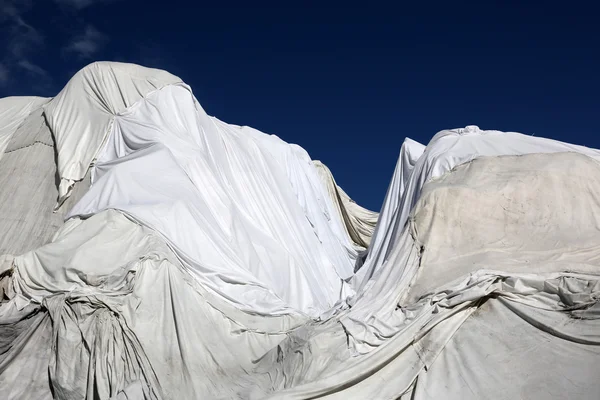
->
[1,1,599,211]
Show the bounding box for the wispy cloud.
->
[0,63,9,86]
[0,0,41,59]
[17,60,49,78]
[0,0,48,91]
[1,0,118,93]
[53,0,116,10]
[64,25,108,59]
[7,16,44,59]
[0,0,32,21]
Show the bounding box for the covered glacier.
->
[0,62,599,399]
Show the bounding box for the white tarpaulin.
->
[1,62,599,399]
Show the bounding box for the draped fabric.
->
[1,62,599,399]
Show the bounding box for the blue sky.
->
[1,1,599,211]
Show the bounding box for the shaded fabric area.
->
[0,101,90,255]
[312,160,378,249]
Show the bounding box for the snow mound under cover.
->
[0,62,599,399]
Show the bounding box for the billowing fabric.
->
[312,160,378,249]
[43,62,181,203]
[67,84,358,316]
[1,62,600,399]
[353,137,425,285]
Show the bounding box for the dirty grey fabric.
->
[0,96,49,156]
[0,109,90,256]
[413,296,600,400]
[2,153,600,400]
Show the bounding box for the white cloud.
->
[65,25,108,59]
